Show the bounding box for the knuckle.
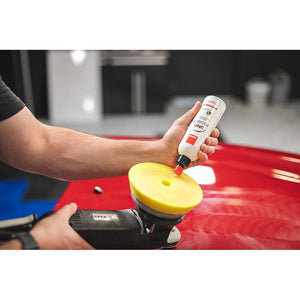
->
[198,151,207,161]
[173,118,182,127]
[205,137,213,146]
[207,137,218,146]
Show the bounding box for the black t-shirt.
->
[0,75,25,122]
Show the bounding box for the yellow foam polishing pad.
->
[128,162,203,215]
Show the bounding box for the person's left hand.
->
[30,203,94,250]
[157,101,219,168]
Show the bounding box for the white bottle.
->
[174,95,226,176]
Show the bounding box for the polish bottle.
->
[174,95,226,176]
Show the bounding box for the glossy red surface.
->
[55,142,300,249]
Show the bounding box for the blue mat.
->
[0,180,58,221]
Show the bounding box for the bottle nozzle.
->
[174,155,191,177]
[174,165,184,177]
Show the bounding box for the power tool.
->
[0,163,203,249]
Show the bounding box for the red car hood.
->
[55,142,300,249]
[177,143,300,249]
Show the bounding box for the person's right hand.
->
[158,101,219,168]
[30,203,94,250]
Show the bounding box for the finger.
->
[201,144,215,155]
[204,136,218,147]
[175,101,201,128]
[211,128,219,138]
[57,202,77,221]
[197,151,208,163]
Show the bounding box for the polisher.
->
[0,163,202,249]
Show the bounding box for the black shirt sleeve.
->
[0,75,25,122]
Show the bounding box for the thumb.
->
[57,202,77,221]
[176,101,201,128]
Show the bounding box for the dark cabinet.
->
[102,65,168,114]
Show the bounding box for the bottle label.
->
[203,103,218,110]
[185,134,198,145]
[193,117,209,132]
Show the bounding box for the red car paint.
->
[55,141,300,249]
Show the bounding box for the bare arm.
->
[0,102,218,181]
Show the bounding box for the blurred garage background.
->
[1,50,299,153]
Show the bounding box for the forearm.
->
[0,107,167,180]
[39,125,167,180]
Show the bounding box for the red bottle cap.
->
[174,165,183,176]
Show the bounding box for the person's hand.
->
[158,101,219,168]
[30,203,94,250]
